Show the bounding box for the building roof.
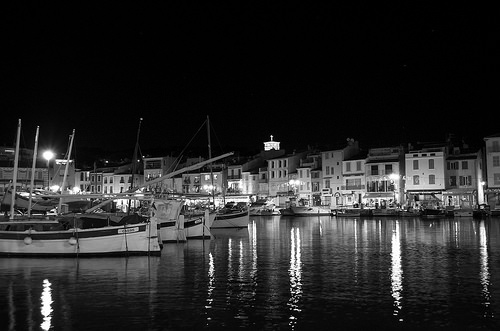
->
[447,153,479,161]
[344,150,368,161]
[365,157,400,164]
[484,132,500,139]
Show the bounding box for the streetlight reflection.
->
[288,227,302,329]
[40,279,53,331]
[391,221,403,320]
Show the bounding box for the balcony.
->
[366,170,395,176]
[226,188,242,195]
[487,147,500,153]
[341,184,365,190]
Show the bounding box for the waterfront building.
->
[50,158,76,193]
[443,146,485,209]
[364,146,406,208]
[404,142,447,209]
[89,170,104,194]
[226,160,244,195]
[241,169,259,198]
[296,150,322,206]
[0,146,49,194]
[341,151,367,208]
[248,136,286,199]
[200,167,224,197]
[321,139,360,208]
[143,155,180,193]
[264,135,280,151]
[484,133,500,210]
[74,169,91,193]
[182,172,201,194]
[267,150,308,207]
[183,160,225,197]
[296,165,310,202]
[258,165,269,198]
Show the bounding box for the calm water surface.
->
[2,216,500,330]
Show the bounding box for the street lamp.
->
[389,173,399,206]
[289,179,299,195]
[43,150,54,189]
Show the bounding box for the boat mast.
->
[128,118,142,215]
[27,125,40,217]
[58,129,75,213]
[9,119,21,220]
[207,115,215,209]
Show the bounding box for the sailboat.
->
[212,201,250,228]
[152,197,212,242]
[203,115,250,229]
[81,117,234,242]
[0,119,162,257]
[0,121,59,215]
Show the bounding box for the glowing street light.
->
[389,173,399,205]
[43,150,54,189]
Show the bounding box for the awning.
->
[442,189,476,195]
[363,192,394,198]
[406,191,443,195]
[485,188,500,193]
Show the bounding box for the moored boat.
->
[212,204,249,228]
[150,199,186,243]
[453,208,473,217]
[182,208,214,239]
[421,207,446,218]
[279,207,295,216]
[289,205,333,216]
[371,208,399,217]
[249,198,281,216]
[151,198,214,242]
[0,212,161,257]
[335,208,361,217]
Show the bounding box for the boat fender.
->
[68,237,78,245]
[24,236,32,245]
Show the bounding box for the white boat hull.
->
[184,211,213,239]
[250,208,281,216]
[212,209,249,228]
[290,206,333,216]
[154,199,214,241]
[0,220,161,257]
[153,199,186,243]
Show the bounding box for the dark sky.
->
[2,3,496,161]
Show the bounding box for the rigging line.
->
[208,120,226,155]
[51,131,74,181]
[164,118,208,174]
[167,155,183,174]
[138,144,144,161]
[179,118,207,156]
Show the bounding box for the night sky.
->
[2,3,495,163]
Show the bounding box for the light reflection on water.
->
[1,216,500,330]
[479,220,492,318]
[391,220,403,319]
[288,227,302,329]
[40,279,53,331]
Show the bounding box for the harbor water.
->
[2,215,500,330]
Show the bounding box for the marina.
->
[2,215,500,329]
[2,3,495,329]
